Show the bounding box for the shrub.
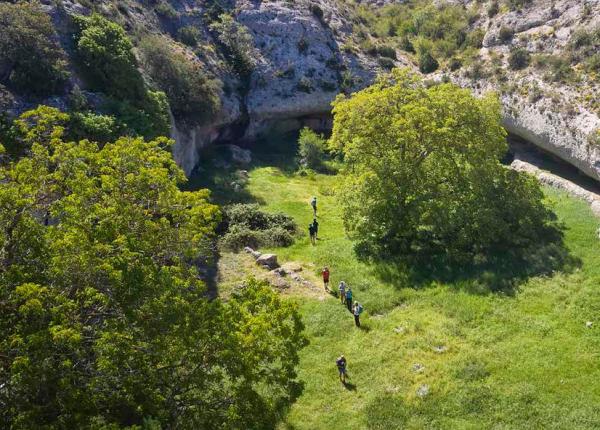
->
[297,76,313,93]
[297,127,326,170]
[448,56,463,71]
[209,14,256,81]
[155,1,178,19]
[377,45,397,59]
[68,112,122,143]
[379,57,395,70]
[487,1,499,17]
[177,25,200,46]
[0,2,69,96]
[220,204,296,251]
[465,28,485,49]
[73,14,145,101]
[499,26,514,43]
[140,36,221,124]
[507,0,532,11]
[417,46,439,73]
[103,91,170,139]
[508,47,530,70]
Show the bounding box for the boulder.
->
[226,144,252,165]
[416,384,430,398]
[256,253,278,269]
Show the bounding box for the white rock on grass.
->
[416,384,430,398]
[256,253,278,269]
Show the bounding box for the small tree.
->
[298,127,326,170]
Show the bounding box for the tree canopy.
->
[0,107,305,429]
[330,68,558,263]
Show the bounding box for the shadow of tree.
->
[372,224,580,295]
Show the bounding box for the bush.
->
[103,91,170,139]
[0,2,69,96]
[418,47,439,73]
[298,127,326,170]
[68,112,122,143]
[155,1,178,19]
[379,57,395,70]
[73,14,145,101]
[220,204,296,251]
[140,36,221,124]
[499,26,514,43]
[508,48,530,70]
[177,25,200,46]
[209,14,256,82]
[487,1,499,18]
[377,45,397,59]
[297,76,314,93]
[465,28,485,49]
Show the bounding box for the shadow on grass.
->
[372,228,581,295]
[343,381,357,391]
[183,130,302,204]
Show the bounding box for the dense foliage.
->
[209,13,256,82]
[73,14,170,139]
[140,35,221,125]
[330,69,558,263]
[297,127,327,171]
[355,1,479,73]
[73,13,144,100]
[0,2,69,97]
[0,108,305,429]
[221,204,297,251]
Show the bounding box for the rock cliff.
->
[2,0,599,180]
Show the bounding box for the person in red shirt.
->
[322,267,330,291]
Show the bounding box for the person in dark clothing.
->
[353,302,363,327]
[336,355,347,383]
[312,218,319,239]
[308,223,316,245]
[311,196,317,217]
[345,287,353,312]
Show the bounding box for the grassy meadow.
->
[191,134,600,429]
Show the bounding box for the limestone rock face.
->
[3,0,600,182]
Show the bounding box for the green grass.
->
[193,136,600,429]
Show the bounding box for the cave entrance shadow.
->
[372,226,581,295]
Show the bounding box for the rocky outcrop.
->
[3,0,600,182]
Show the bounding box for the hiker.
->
[338,281,346,304]
[312,218,319,239]
[353,302,363,327]
[311,196,317,217]
[308,223,316,245]
[345,287,353,312]
[322,267,330,291]
[336,355,347,383]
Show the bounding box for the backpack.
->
[357,304,363,315]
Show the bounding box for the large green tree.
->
[0,107,305,429]
[330,69,556,262]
